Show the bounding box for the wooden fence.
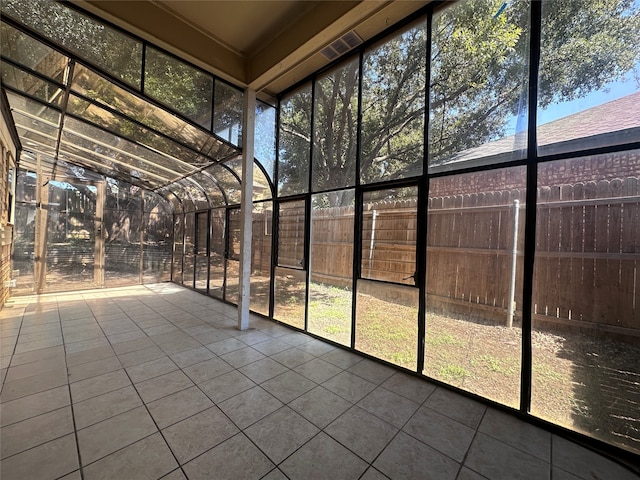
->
[253,176,640,335]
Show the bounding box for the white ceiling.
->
[154,0,323,55]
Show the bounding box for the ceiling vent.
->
[320,30,363,61]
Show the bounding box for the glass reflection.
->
[0,21,68,82]
[1,61,65,106]
[255,101,276,183]
[214,79,242,146]
[205,163,241,205]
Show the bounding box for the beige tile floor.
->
[0,284,636,480]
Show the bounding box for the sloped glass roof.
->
[0,0,250,203]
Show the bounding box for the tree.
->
[278,0,640,202]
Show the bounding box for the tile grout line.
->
[58,295,87,480]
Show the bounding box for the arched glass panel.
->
[253,162,272,202]
[168,184,195,213]
[178,178,209,211]
[205,164,241,205]
[190,171,225,207]
[255,100,276,183]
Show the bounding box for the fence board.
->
[250,175,639,332]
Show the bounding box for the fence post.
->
[368,209,377,277]
[508,199,520,327]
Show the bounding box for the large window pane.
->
[278,199,306,269]
[429,0,530,171]
[104,179,142,287]
[142,191,173,284]
[45,181,97,292]
[361,20,426,184]
[214,79,242,146]
[183,212,195,287]
[194,211,209,291]
[532,153,640,454]
[2,0,142,88]
[355,279,418,369]
[425,167,526,408]
[0,21,68,82]
[274,266,307,329]
[145,47,213,129]
[172,214,184,284]
[209,208,225,299]
[362,187,417,285]
[308,190,354,346]
[251,202,272,316]
[312,59,358,191]
[225,259,240,305]
[278,85,311,196]
[537,0,640,156]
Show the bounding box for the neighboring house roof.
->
[436,91,640,170]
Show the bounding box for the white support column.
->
[237,88,256,330]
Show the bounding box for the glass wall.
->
[267,0,640,459]
[12,168,174,294]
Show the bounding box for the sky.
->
[537,62,640,125]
